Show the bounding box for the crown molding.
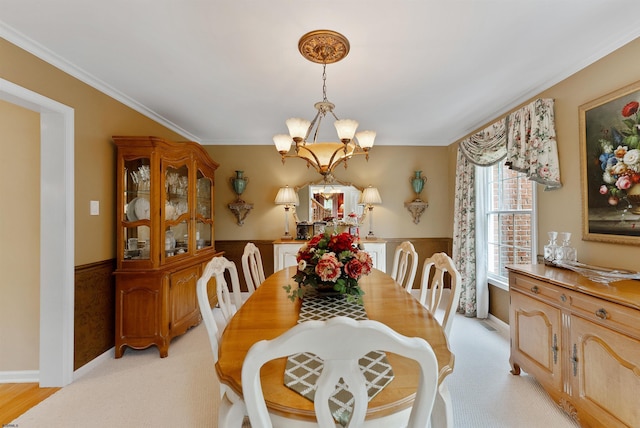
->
[0,21,200,143]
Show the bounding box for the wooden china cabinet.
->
[113,136,221,358]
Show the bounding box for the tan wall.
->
[0,38,184,371]
[205,145,453,241]
[0,38,186,267]
[536,38,640,270]
[449,37,640,322]
[0,100,40,370]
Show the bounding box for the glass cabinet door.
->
[164,164,190,261]
[123,158,151,260]
[196,171,213,251]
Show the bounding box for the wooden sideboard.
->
[273,239,386,272]
[507,264,640,427]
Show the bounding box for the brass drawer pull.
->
[531,285,539,294]
[595,308,608,320]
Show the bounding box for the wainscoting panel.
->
[383,237,453,290]
[74,259,115,370]
[215,240,275,292]
[216,238,452,292]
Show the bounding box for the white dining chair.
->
[196,257,247,427]
[241,316,439,428]
[390,241,419,292]
[418,252,462,338]
[206,256,244,323]
[241,242,266,296]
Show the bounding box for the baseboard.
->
[73,347,114,381]
[487,313,509,339]
[0,370,39,383]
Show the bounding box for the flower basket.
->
[284,232,373,304]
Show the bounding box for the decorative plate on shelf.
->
[126,197,139,222]
[134,197,150,220]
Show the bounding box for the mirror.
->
[294,181,364,224]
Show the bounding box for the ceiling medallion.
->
[298,29,350,64]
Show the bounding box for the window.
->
[484,162,536,284]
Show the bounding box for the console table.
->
[507,264,640,427]
[273,239,386,272]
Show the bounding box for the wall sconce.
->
[360,185,382,239]
[274,185,299,240]
[404,170,428,224]
[228,170,253,226]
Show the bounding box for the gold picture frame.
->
[579,79,640,244]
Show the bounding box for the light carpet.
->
[12,313,580,427]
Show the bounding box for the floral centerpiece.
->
[284,232,373,304]
[597,101,640,207]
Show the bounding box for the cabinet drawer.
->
[510,274,566,307]
[568,290,640,340]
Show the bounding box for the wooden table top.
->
[216,267,455,421]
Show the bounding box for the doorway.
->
[0,78,74,387]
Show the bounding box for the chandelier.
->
[273,30,375,178]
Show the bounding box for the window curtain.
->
[453,147,484,317]
[452,99,561,318]
[454,120,506,318]
[506,98,562,190]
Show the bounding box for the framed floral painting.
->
[579,80,640,244]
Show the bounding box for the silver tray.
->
[551,260,640,285]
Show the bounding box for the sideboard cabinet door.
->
[509,290,562,393]
[568,315,640,427]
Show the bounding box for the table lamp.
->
[360,185,382,239]
[275,185,299,240]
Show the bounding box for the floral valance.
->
[459,119,507,166]
[506,98,562,191]
[459,98,562,190]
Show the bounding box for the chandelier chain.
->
[322,63,328,103]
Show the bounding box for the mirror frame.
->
[292,177,367,225]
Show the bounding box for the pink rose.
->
[344,259,364,280]
[616,175,632,190]
[315,253,342,282]
[599,185,608,195]
[355,251,373,275]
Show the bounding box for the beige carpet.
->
[12,313,580,427]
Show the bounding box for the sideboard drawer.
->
[568,290,640,340]
[510,274,566,306]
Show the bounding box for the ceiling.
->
[1,1,639,147]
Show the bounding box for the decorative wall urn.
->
[228,170,253,226]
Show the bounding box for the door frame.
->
[0,77,75,387]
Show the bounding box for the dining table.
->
[216,267,455,426]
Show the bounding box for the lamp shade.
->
[360,186,382,205]
[275,185,299,206]
[285,118,311,140]
[355,130,376,149]
[334,119,358,140]
[273,134,293,153]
